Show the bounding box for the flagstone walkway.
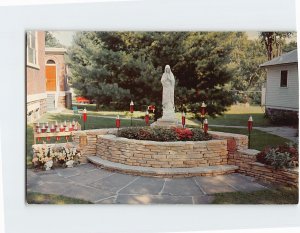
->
[27,163,268,204]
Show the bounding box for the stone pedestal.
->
[151,117,181,128]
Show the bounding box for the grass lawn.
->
[212,186,298,204]
[210,126,291,151]
[27,192,92,204]
[72,104,271,127]
[207,105,271,127]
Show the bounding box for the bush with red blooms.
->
[117,127,212,142]
[256,143,299,169]
[174,128,193,141]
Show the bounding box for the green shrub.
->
[256,143,299,169]
[117,127,212,142]
[266,108,298,126]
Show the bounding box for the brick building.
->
[26,31,47,122]
[26,31,70,123]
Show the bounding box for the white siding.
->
[266,64,299,111]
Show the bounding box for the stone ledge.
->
[237,149,260,156]
[87,156,238,178]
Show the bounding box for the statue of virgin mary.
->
[161,65,176,120]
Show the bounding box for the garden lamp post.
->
[116,115,121,131]
[181,111,186,128]
[248,116,253,148]
[83,108,87,130]
[145,110,150,126]
[130,100,134,126]
[200,101,207,128]
[203,119,208,134]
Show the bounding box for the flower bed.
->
[32,143,81,170]
[117,127,212,141]
[256,143,299,169]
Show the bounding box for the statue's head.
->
[165,65,171,73]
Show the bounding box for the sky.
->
[51,31,296,47]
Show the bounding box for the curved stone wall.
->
[96,135,228,168]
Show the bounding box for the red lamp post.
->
[248,116,253,148]
[203,119,208,134]
[145,111,150,126]
[181,112,186,128]
[130,100,134,126]
[116,115,121,130]
[83,108,87,130]
[200,101,207,128]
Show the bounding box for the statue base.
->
[151,117,181,128]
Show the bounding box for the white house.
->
[260,49,298,117]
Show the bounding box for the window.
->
[27,31,38,67]
[280,70,288,87]
[47,60,56,64]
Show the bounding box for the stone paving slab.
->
[68,169,112,185]
[90,173,138,193]
[215,174,267,192]
[26,163,268,204]
[194,176,236,194]
[61,184,114,203]
[162,178,204,196]
[116,194,193,204]
[118,177,165,195]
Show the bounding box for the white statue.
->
[161,65,176,120]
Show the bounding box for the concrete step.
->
[87,156,238,178]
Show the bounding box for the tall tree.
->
[68,32,238,116]
[259,32,293,60]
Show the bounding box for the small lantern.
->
[145,111,150,126]
[60,123,64,132]
[45,122,49,129]
[181,112,186,128]
[130,100,134,113]
[46,128,51,141]
[116,115,121,129]
[200,102,207,116]
[56,136,60,141]
[203,119,208,134]
[69,122,73,131]
[50,124,55,133]
[65,136,70,141]
[41,124,46,133]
